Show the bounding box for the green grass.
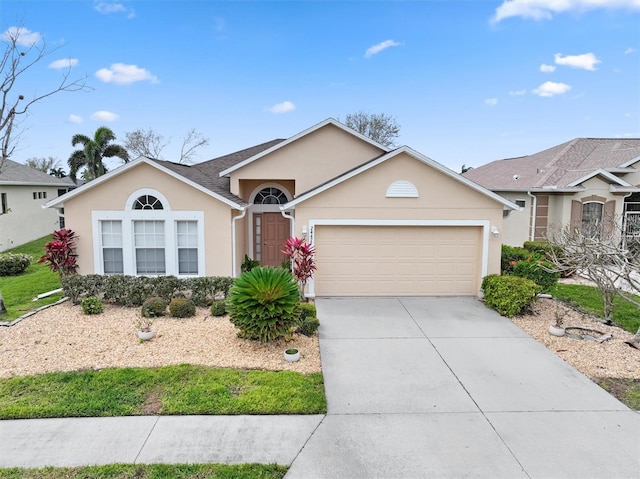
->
[0,235,63,322]
[597,378,640,410]
[550,283,640,334]
[0,463,288,479]
[0,364,327,419]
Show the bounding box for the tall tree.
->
[25,156,60,173]
[67,126,129,181]
[124,127,209,164]
[344,111,401,147]
[0,26,89,174]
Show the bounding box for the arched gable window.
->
[133,194,164,210]
[254,187,288,205]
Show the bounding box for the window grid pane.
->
[103,248,124,274]
[134,221,166,274]
[177,221,198,274]
[136,248,166,274]
[178,249,198,274]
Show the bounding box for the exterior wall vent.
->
[386,180,419,198]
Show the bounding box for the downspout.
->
[527,191,537,242]
[280,208,295,237]
[231,207,248,277]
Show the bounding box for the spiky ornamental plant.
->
[38,229,78,276]
[281,237,316,301]
[227,267,300,342]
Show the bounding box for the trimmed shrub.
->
[227,266,299,342]
[169,298,196,318]
[512,259,559,293]
[523,241,562,259]
[501,245,535,274]
[295,302,319,336]
[481,275,539,317]
[210,300,227,317]
[81,296,104,315]
[0,253,32,276]
[142,297,168,318]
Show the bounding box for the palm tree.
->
[67,126,129,181]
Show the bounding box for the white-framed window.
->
[582,201,604,237]
[93,189,205,277]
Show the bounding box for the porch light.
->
[491,226,500,238]
[301,226,308,237]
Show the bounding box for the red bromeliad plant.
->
[38,229,79,276]
[282,236,316,301]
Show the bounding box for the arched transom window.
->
[133,195,164,210]
[254,187,287,205]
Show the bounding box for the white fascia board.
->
[218,118,390,178]
[284,146,519,210]
[619,155,640,168]
[45,157,243,210]
[567,168,632,187]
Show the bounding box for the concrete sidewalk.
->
[1,296,639,478]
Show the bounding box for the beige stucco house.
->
[0,160,75,252]
[46,119,516,297]
[464,138,640,248]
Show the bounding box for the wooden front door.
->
[260,212,290,267]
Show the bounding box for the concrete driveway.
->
[287,297,640,479]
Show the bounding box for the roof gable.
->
[0,159,75,187]
[284,146,518,210]
[218,118,390,177]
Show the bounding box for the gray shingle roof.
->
[147,139,285,206]
[0,159,76,187]
[463,138,640,190]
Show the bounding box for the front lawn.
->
[0,235,63,322]
[550,283,640,334]
[0,463,287,479]
[0,364,326,419]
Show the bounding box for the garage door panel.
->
[315,225,481,296]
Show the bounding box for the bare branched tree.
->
[123,127,209,164]
[0,26,90,173]
[343,111,401,148]
[545,217,640,349]
[25,155,60,173]
[124,128,168,159]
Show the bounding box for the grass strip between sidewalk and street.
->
[0,463,288,479]
[0,364,326,419]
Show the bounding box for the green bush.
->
[141,297,168,318]
[481,275,539,317]
[81,296,104,315]
[0,253,32,276]
[295,302,319,336]
[169,298,196,318]
[187,276,234,306]
[240,254,260,273]
[512,259,560,293]
[501,245,536,273]
[227,266,300,342]
[210,300,227,316]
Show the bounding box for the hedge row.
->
[61,274,234,307]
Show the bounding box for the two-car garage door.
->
[314,225,482,296]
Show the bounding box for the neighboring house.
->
[0,160,75,252]
[464,138,640,247]
[45,119,516,297]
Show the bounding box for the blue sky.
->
[2,0,639,173]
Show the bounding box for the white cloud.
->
[1,27,42,46]
[532,81,572,97]
[364,40,401,58]
[94,1,135,18]
[68,114,83,124]
[492,0,640,23]
[91,111,119,122]
[485,98,499,106]
[554,52,601,71]
[49,58,79,70]
[267,101,296,114]
[540,64,556,73]
[509,89,527,96]
[95,63,158,85]
[625,47,637,54]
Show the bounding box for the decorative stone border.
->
[0,297,69,327]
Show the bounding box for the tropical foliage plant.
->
[67,126,129,181]
[38,229,78,276]
[227,266,299,342]
[282,237,316,300]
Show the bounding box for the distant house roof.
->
[463,138,640,191]
[0,159,75,187]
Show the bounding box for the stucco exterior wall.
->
[494,191,531,247]
[229,124,385,197]
[293,153,505,280]
[63,163,234,276]
[0,185,63,251]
